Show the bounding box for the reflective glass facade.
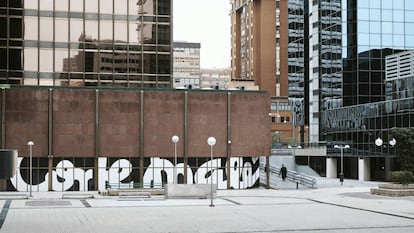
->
[0,0,172,87]
[319,0,414,180]
[343,0,414,106]
[288,0,306,100]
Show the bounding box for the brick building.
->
[2,87,270,191]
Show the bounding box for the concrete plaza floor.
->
[0,179,413,233]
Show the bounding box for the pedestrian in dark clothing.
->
[280,164,287,181]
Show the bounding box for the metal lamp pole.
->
[334,144,350,186]
[207,136,216,207]
[27,141,34,197]
[171,135,179,184]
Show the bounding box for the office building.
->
[173,42,201,89]
[199,68,231,89]
[232,0,414,180]
[0,0,172,88]
[318,0,414,181]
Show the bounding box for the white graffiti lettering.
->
[10,157,260,191]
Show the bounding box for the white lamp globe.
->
[207,137,216,146]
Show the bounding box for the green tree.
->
[390,128,414,173]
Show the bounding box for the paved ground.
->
[0,179,413,233]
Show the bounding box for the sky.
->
[173,0,231,69]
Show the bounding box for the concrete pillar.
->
[385,157,392,181]
[326,157,337,178]
[358,157,370,181]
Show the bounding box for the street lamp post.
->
[27,141,34,197]
[171,135,179,184]
[375,137,396,179]
[334,144,350,186]
[207,136,216,207]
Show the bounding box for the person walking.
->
[280,164,287,181]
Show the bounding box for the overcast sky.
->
[173,0,231,69]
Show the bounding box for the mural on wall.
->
[9,157,260,191]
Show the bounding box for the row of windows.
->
[0,19,171,46]
[4,0,171,16]
[2,10,171,21]
[358,0,414,11]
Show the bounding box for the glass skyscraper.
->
[0,0,172,88]
[318,0,414,180]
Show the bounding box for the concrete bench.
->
[165,184,216,199]
[118,191,151,198]
[0,193,29,199]
[62,193,94,199]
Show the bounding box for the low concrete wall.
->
[165,184,216,199]
[371,183,414,197]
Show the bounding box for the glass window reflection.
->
[382,0,392,9]
[24,17,38,40]
[54,19,68,42]
[70,0,83,12]
[24,0,38,10]
[382,34,393,46]
[405,35,414,47]
[406,0,414,10]
[370,21,381,33]
[114,0,128,15]
[4,0,172,87]
[100,20,113,41]
[129,0,139,16]
[85,0,98,13]
[358,8,369,20]
[358,0,369,8]
[369,0,378,9]
[394,10,404,22]
[393,22,404,34]
[358,33,370,45]
[382,22,392,34]
[369,9,380,21]
[358,21,369,33]
[369,34,381,47]
[39,49,53,72]
[55,0,68,12]
[24,48,38,71]
[393,34,405,47]
[54,49,68,72]
[70,19,83,42]
[114,21,128,41]
[85,20,99,39]
[100,0,113,14]
[39,17,53,41]
[405,11,414,22]
[39,0,53,11]
[405,23,414,35]
[394,0,404,10]
[382,9,392,22]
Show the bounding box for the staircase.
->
[260,157,317,189]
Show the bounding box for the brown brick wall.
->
[99,90,141,157]
[1,87,270,158]
[53,89,95,157]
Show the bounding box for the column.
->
[326,157,337,178]
[385,157,392,181]
[358,157,370,181]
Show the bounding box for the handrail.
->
[262,160,317,189]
